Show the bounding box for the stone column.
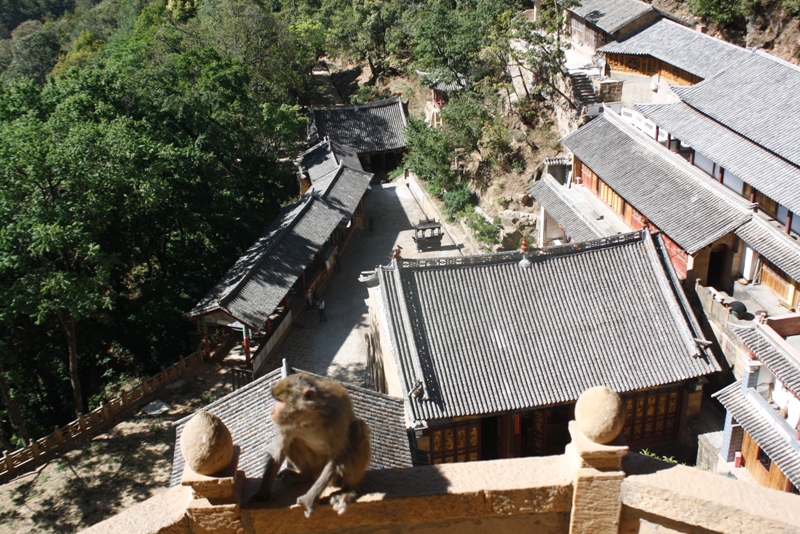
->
[565,386,629,534]
[180,411,245,534]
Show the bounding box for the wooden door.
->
[760,259,793,303]
[430,419,481,464]
[622,387,682,446]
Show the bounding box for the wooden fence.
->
[0,341,222,483]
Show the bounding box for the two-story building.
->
[713,314,800,493]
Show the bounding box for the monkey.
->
[254,372,372,517]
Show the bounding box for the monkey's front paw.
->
[330,491,355,515]
[296,494,316,518]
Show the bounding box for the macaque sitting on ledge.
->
[254,372,372,517]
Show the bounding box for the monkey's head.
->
[271,373,346,428]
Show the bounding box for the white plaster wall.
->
[772,380,800,430]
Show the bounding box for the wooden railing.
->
[0,346,212,483]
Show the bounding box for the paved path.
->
[260,178,464,386]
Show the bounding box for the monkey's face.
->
[271,374,319,428]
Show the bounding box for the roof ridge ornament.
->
[519,234,531,269]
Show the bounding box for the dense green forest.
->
[0,0,579,449]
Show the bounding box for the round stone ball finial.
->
[180,411,234,476]
[574,386,626,444]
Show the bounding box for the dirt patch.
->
[0,364,233,533]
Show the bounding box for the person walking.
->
[306,289,315,313]
[317,298,327,323]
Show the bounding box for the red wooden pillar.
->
[689,149,695,165]
[750,187,757,203]
[718,165,725,184]
[242,324,252,368]
[787,211,794,235]
[266,318,272,336]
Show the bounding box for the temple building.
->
[308,96,407,173]
[360,231,718,464]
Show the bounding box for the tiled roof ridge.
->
[746,214,800,252]
[310,96,403,113]
[660,91,800,173]
[536,173,609,236]
[397,230,647,273]
[731,323,800,397]
[602,110,755,215]
[216,196,317,311]
[754,48,800,73]
[602,18,744,53]
[648,232,711,360]
[188,199,312,318]
[569,0,654,34]
[296,136,336,166]
[391,264,430,403]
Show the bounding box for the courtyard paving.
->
[256,177,465,386]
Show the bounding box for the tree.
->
[6,27,61,85]
[403,117,457,196]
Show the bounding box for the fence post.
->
[78,414,87,432]
[30,441,39,458]
[179,355,187,373]
[101,403,110,421]
[161,367,168,385]
[53,426,64,445]
[3,453,12,472]
[142,379,150,396]
[121,389,129,407]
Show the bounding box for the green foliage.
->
[5,27,61,85]
[686,0,749,25]
[440,93,489,153]
[466,212,501,245]
[442,183,475,219]
[403,117,457,197]
[350,83,391,104]
[640,449,681,464]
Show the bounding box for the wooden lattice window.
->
[430,420,481,464]
[599,180,624,215]
[621,387,682,445]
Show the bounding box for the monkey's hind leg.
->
[296,460,336,517]
[330,490,357,515]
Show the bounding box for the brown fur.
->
[254,373,372,517]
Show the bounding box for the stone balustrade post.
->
[180,411,245,534]
[565,386,629,534]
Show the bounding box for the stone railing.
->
[81,386,800,534]
[0,348,210,483]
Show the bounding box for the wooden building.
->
[360,231,718,464]
[188,143,372,374]
[714,315,800,493]
[308,97,407,173]
[567,0,662,52]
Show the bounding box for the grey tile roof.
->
[364,231,718,423]
[714,382,800,489]
[296,138,363,189]
[569,0,654,34]
[672,51,800,167]
[637,102,800,215]
[527,174,605,242]
[731,324,800,397]
[561,113,751,254]
[735,217,800,283]
[188,165,371,329]
[599,19,751,79]
[416,71,467,92]
[170,368,412,487]
[309,97,407,155]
